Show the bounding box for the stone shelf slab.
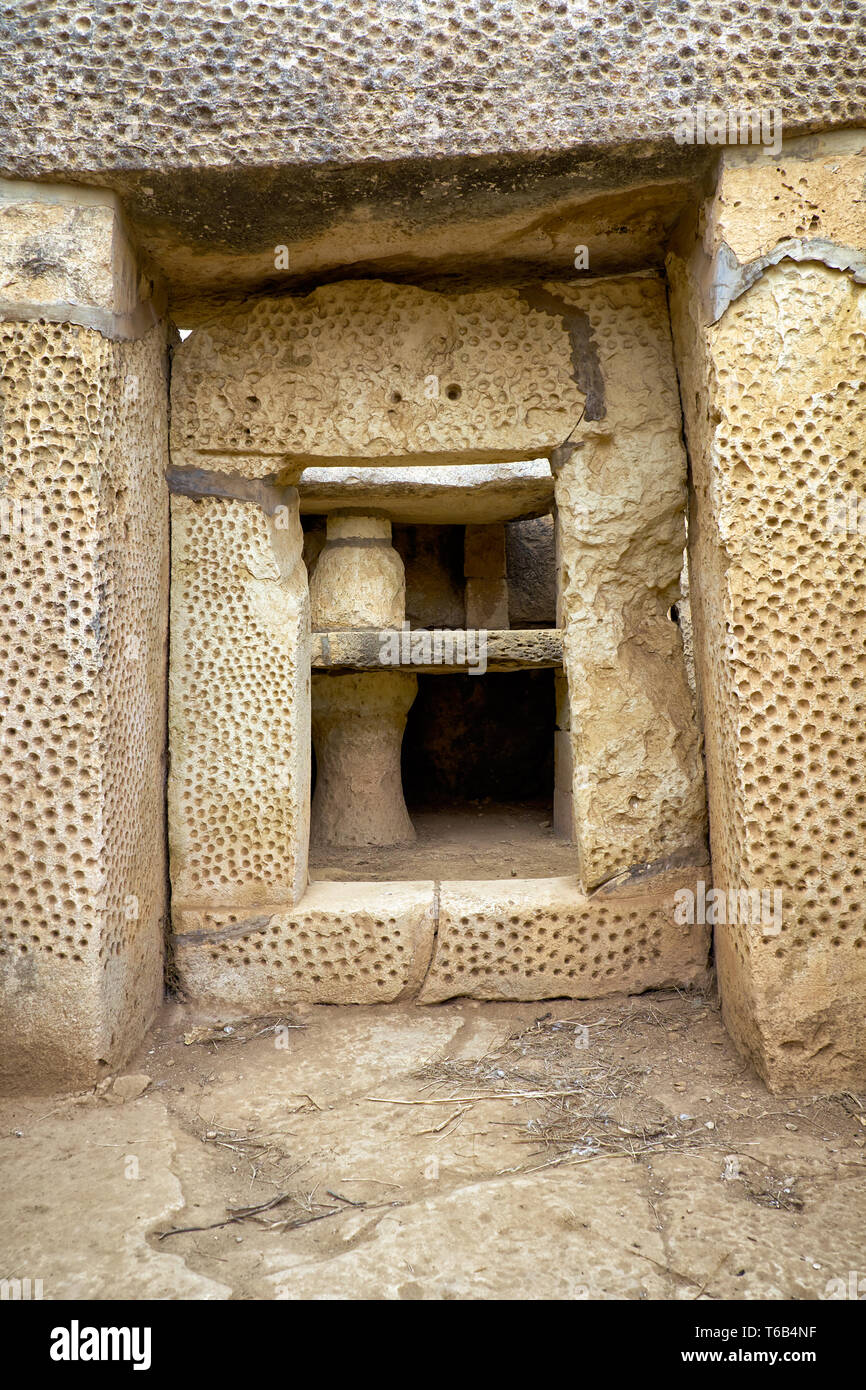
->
[298,460,554,524]
[311,628,563,673]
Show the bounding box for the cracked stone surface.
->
[0,1096,229,1300]
[2,994,864,1300]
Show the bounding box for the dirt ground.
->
[309,800,578,880]
[2,988,865,1300]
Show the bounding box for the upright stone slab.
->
[464,523,509,628]
[553,275,707,890]
[668,133,866,1091]
[0,184,169,1089]
[168,490,310,912]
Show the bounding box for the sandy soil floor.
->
[2,989,865,1300]
[309,800,577,880]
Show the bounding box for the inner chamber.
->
[306,503,574,881]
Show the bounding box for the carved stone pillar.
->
[310,512,416,846]
[310,512,404,627]
[311,672,417,846]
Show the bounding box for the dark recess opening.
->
[308,667,571,879]
[401,669,554,810]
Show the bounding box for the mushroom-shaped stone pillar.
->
[309,512,417,847]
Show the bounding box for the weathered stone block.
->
[553,789,574,842]
[300,461,554,527]
[170,281,587,472]
[310,513,405,630]
[419,867,710,1002]
[311,672,417,848]
[507,514,557,627]
[174,881,436,1009]
[668,138,866,1090]
[464,523,507,578]
[0,313,169,1089]
[465,578,509,630]
[0,179,160,338]
[554,671,571,731]
[168,493,310,913]
[553,275,707,890]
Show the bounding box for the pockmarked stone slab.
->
[0,317,169,1091]
[419,866,712,1002]
[173,866,711,1008]
[0,5,859,175]
[170,280,589,472]
[668,142,866,1092]
[174,881,436,1009]
[168,493,311,912]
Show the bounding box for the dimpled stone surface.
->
[168,494,311,913]
[171,280,586,472]
[0,319,169,1090]
[0,3,862,174]
[668,148,866,1091]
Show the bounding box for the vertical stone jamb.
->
[0,183,169,1088]
[168,490,311,911]
[464,522,509,628]
[667,134,866,1089]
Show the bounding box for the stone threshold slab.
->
[311,627,563,672]
[172,864,711,1009]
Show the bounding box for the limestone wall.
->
[1,5,859,174]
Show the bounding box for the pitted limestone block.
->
[168,493,310,912]
[418,867,711,1003]
[669,197,866,1091]
[173,881,436,1009]
[310,513,405,629]
[550,275,686,435]
[0,6,860,180]
[0,319,169,1090]
[311,672,417,847]
[553,274,706,889]
[707,133,866,270]
[170,280,587,473]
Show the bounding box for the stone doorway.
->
[166,276,710,1013]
